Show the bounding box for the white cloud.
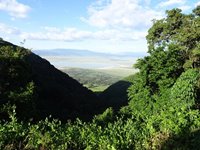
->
[0,23,21,34]
[158,0,186,7]
[0,21,147,42]
[43,26,61,33]
[82,0,162,29]
[20,26,147,42]
[178,5,191,11]
[93,29,147,41]
[0,0,30,18]
[20,28,92,41]
[195,1,200,7]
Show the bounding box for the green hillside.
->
[0,40,101,121]
[99,75,135,110]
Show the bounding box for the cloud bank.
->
[82,0,162,29]
[0,0,30,18]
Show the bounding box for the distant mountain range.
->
[33,49,147,58]
[32,49,146,69]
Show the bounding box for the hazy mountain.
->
[33,49,147,58]
[33,49,146,69]
[34,49,111,57]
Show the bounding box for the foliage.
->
[93,107,114,125]
[0,45,37,119]
[0,103,198,150]
[125,6,200,149]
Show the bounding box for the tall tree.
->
[126,6,200,118]
[134,7,200,93]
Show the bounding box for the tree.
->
[134,7,200,93]
[126,6,200,119]
[0,45,37,119]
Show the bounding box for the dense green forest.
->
[0,7,200,149]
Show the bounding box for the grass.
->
[62,67,137,92]
[86,85,109,92]
[95,67,138,77]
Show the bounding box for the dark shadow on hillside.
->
[99,80,132,111]
[0,39,103,122]
[94,91,103,96]
[24,53,102,121]
[161,128,200,150]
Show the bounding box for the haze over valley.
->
[33,49,145,71]
[33,49,143,91]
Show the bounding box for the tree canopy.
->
[133,7,200,94]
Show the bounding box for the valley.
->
[34,48,140,92]
[62,67,137,92]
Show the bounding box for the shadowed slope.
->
[0,40,100,121]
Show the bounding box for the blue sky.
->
[0,0,199,53]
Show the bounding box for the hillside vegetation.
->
[0,6,200,149]
[0,40,101,121]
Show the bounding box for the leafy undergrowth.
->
[0,102,200,150]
